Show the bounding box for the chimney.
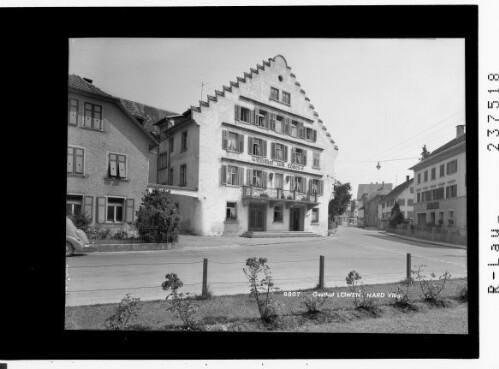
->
[406,175,410,182]
[456,125,465,138]
[83,77,93,84]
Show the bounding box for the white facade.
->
[155,55,338,236]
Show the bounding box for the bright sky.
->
[69,38,465,197]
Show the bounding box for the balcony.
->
[242,186,320,209]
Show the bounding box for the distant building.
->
[409,125,466,229]
[356,182,393,226]
[381,176,415,222]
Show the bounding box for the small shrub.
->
[104,294,142,330]
[345,271,378,313]
[391,278,418,311]
[70,212,92,232]
[302,292,328,314]
[413,265,451,304]
[457,285,468,301]
[162,273,200,330]
[194,285,214,300]
[243,257,282,323]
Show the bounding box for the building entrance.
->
[248,204,266,231]
[289,207,302,231]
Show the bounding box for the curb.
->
[381,232,467,249]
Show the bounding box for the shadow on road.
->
[364,233,465,250]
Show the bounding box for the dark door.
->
[249,205,265,231]
[290,208,301,231]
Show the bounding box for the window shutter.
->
[284,145,288,162]
[234,105,240,121]
[270,113,275,130]
[284,118,290,135]
[302,177,307,193]
[262,140,267,157]
[308,179,312,194]
[271,142,275,159]
[248,137,253,155]
[236,133,243,153]
[222,130,227,150]
[303,150,307,166]
[84,115,92,128]
[247,169,251,186]
[250,110,256,125]
[319,180,324,195]
[67,148,74,173]
[290,175,295,191]
[313,129,317,142]
[118,159,126,179]
[263,171,268,189]
[238,167,244,186]
[96,197,106,223]
[264,113,269,129]
[291,148,296,164]
[298,122,304,138]
[109,154,117,177]
[221,165,227,185]
[125,199,135,224]
[84,196,93,221]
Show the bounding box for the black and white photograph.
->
[65,38,469,334]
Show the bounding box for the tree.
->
[389,201,405,228]
[328,183,352,219]
[135,189,181,243]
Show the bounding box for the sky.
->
[69,38,465,197]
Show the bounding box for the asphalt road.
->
[65,227,467,306]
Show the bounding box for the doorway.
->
[289,207,302,231]
[248,204,266,231]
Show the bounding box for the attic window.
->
[278,75,283,82]
[135,117,145,124]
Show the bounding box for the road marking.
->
[333,237,466,268]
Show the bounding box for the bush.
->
[243,257,282,323]
[162,273,200,330]
[413,265,451,304]
[457,285,468,301]
[70,212,92,232]
[345,270,377,312]
[104,294,142,330]
[302,292,328,314]
[136,189,181,243]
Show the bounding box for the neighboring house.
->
[152,55,339,236]
[409,125,466,229]
[67,75,174,231]
[356,182,393,226]
[381,176,415,222]
[365,192,387,227]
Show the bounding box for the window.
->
[417,193,421,203]
[181,131,188,151]
[273,205,283,222]
[270,142,287,162]
[292,148,307,165]
[290,120,298,137]
[432,187,445,200]
[179,164,187,186]
[249,137,266,157]
[270,87,279,100]
[440,164,445,177]
[240,107,250,123]
[312,152,320,168]
[438,212,444,224]
[251,170,263,187]
[448,210,455,225]
[107,197,124,223]
[423,190,432,202]
[226,202,237,221]
[417,173,421,184]
[108,153,126,179]
[227,166,237,185]
[407,211,414,219]
[446,160,458,175]
[168,167,174,185]
[66,195,83,216]
[275,173,283,189]
[159,153,168,169]
[83,103,102,130]
[408,199,414,206]
[309,179,322,195]
[158,169,168,184]
[169,136,174,153]
[306,127,316,141]
[446,184,457,198]
[68,99,78,125]
[410,187,414,194]
[282,91,290,105]
[67,147,84,175]
[293,176,305,193]
[398,199,406,206]
[424,170,428,182]
[311,208,319,223]
[256,109,267,128]
[431,167,436,180]
[275,115,284,132]
[223,131,244,152]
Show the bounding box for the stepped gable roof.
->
[409,133,466,170]
[357,183,393,201]
[382,178,414,202]
[187,55,337,149]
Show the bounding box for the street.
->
[66,227,467,306]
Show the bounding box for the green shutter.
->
[96,197,106,223]
[125,199,135,224]
[84,196,93,222]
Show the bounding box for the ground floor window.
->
[66,195,83,216]
[226,202,237,220]
[311,208,319,223]
[107,197,124,222]
[448,210,455,226]
[273,205,283,222]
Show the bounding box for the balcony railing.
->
[242,186,318,204]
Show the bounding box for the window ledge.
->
[67,173,87,178]
[224,220,239,224]
[104,177,130,182]
[312,166,321,170]
[310,222,320,226]
[225,149,242,154]
[269,97,291,107]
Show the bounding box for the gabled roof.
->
[357,183,393,200]
[382,178,414,202]
[409,133,466,171]
[119,98,178,134]
[68,75,114,99]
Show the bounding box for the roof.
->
[409,133,466,171]
[120,98,178,134]
[68,75,115,99]
[382,178,414,202]
[357,183,393,200]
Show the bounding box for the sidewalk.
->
[381,231,467,249]
[85,234,329,253]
